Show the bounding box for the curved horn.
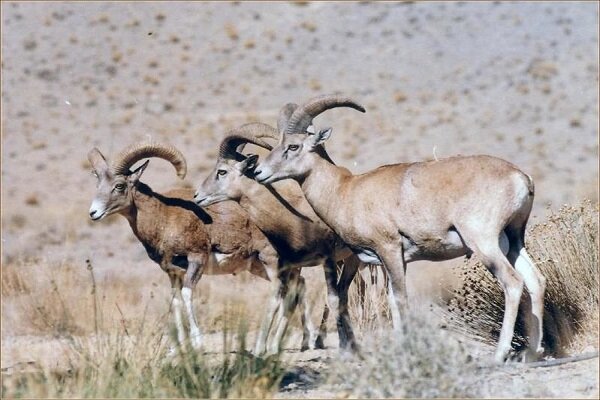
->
[278,103,299,134]
[111,142,187,179]
[219,123,278,161]
[284,94,366,135]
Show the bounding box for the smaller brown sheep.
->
[87,141,310,352]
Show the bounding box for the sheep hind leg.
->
[314,293,329,349]
[268,268,300,354]
[182,258,205,350]
[297,274,317,351]
[458,225,525,363]
[505,226,546,362]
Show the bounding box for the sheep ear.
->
[310,127,332,147]
[88,148,109,175]
[128,160,150,183]
[238,154,259,173]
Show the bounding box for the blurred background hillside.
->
[1,1,598,299]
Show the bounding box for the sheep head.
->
[255,95,365,184]
[88,142,187,220]
[194,123,277,207]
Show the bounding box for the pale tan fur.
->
[195,146,361,353]
[255,96,547,363]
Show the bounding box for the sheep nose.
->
[254,169,262,176]
[89,210,97,218]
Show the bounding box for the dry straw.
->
[441,200,599,357]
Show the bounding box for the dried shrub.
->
[224,23,239,41]
[441,201,599,356]
[24,194,40,207]
[308,79,322,91]
[393,91,408,103]
[527,59,558,80]
[2,313,284,398]
[9,214,27,229]
[347,265,392,337]
[327,313,486,398]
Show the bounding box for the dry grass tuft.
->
[347,265,392,337]
[1,259,167,337]
[224,23,239,41]
[441,200,599,356]
[1,261,285,398]
[326,313,489,398]
[1,318,285,398]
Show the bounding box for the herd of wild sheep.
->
[88,94,546,364]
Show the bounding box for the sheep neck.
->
[121,182,160,244]
[238,176,310,247]
[300,153,352,230]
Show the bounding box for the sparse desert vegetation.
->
[2,201,599,397]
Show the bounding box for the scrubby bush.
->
[442,200,599,356]
[326,313,488,398]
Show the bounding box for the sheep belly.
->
[204,251,253,275]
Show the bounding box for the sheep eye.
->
[287,144,299,151]
[115,183,126,191]
[217,169,227,177]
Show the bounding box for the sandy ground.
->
[2,332,598,398]
[1,1,599,398]
[275,346,599,399]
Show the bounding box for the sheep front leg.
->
[254,280,283,355]
[377,245,408,330]
[268,267,300,354]
[336,255,360,352]
[254,246,282,355]
[182,255,205,350]
[168,273,186,346]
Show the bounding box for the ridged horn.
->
[284,94,366,135]
[278,103,299,134]
[218,123,279,161]
[111,142,187,179]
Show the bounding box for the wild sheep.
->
[194,121,361,353]
[254,94,546,363]
[87,141,315,353]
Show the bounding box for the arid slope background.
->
[1,1,598,398]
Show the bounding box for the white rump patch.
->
[511,173,530,211]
